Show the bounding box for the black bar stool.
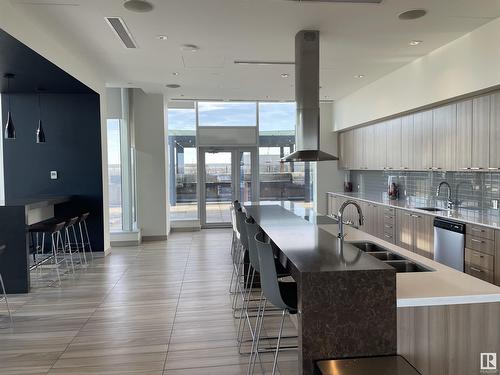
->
[78,212,93,262]
[0,244,13,327]
[29,221,67,284]
[62,217,82,273]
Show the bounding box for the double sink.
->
[350,242,433,273]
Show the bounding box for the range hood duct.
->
[281,30,338,162]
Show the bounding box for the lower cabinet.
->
[395,209,434,259]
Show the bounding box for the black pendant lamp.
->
[3,73,16,140]
[36,89,46,143]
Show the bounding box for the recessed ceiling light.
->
[180,44,199,52]
[172,72,180,76]
[354,74,365,79]
[398,9,427,20]
[280,73,289,78]
[156,35,168,41]
[123,0,153,13]
[166,84,181,89]
[409,40,423,46]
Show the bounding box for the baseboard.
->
[142,235,168,242]
[171,226,200,232]
[110,240,140,247]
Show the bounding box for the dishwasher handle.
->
[433,217,466,234]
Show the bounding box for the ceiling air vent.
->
[105,17,137,48]
[285,0,382,3]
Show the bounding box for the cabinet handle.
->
[384,234,393,239]
[471,227,485,233]
[470,238,484,244]
[384,224,393,228]
[472,252,485,258]
[470,266,483,273]
[460,167,471,170]
[488,167,500,170]
[431,167,442,170]
[470,167,483,170]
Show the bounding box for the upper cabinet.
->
[432,103,457,171]
[471,95,490,170]
[400,115,414,170]
[386,118,402,170]
[413,110,433,170]
[490,93,500,170]
[338,90,500,172]
[456,99,473,170]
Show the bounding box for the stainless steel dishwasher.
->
[433,217,466,271]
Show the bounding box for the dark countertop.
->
[0,195,72,209]
[243,202,393,275]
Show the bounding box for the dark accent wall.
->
[2,92,104,250]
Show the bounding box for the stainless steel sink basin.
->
[349,242,433,273]
[384,260,432,273]
[366,251,405,261]
[350,242,388,253]
[415,207,448,212]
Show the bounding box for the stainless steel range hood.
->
[281,30,338,162]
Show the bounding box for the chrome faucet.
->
[436,181,453,210]
[337,200,364,240]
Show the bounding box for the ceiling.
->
[0,28,94,93]
[9,0,500,100]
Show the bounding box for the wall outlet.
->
[50,171,58,180]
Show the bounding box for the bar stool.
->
[78,212,93,262]
[29,221,67,284]
[229,201,242,295]
[62,217,82,273]
[237,217,291,352]
[0,245,13,327]
[232,208,250,314]
[249,231,298,375]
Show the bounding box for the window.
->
[258,102,313,206]
[107,119,122,231]
[168,106,198,220]
[198,101,256,127]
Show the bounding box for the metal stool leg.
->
[64,228,76,274]
[82,220,93,260]
[0,272,13,327]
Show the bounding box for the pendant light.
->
[36,89,46,143]
[3,73,16,140]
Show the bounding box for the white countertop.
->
[328,191,500,229]
[318,222,500,308]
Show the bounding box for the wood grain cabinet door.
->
[373,122,387,170]
[471,95,490,170]
[489,93,500,170]
[386,118,402,170]
[353,127,365,170]
[364,126,375,170]
[396,210,414,251]
[413,213,434,259]
[456,99,473,170]
[413,110,433,170]
[432,103,457,171]
[400,114,414,170]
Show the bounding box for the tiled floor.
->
[0,229,298,374]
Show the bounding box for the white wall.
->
[0,2,110,252]
[334,17,500,131]
[315,102,344,214]
[131,89,169,238]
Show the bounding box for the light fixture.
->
[172,72,180,76]
[123,0,153,13]
[234,60,294,66]
[36,88,46,144]
[398,9,427,20]
[354,74,365,79]
[280,73,289,78]
[409,40,422,46]
[166,84,181,89]
[180,44,199,52]
[3,73,16,140]
[156,35,168,41]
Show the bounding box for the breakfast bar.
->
[0,196,72,293]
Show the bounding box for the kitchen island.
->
[0,196,72,293]
[244,201,500,375]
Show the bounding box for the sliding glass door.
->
[199,147,257,228]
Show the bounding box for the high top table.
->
[0,196,72,293]
[243,202,397,375]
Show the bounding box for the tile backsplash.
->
[349,170,500,211]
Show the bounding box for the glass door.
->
[199,147,257,228]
